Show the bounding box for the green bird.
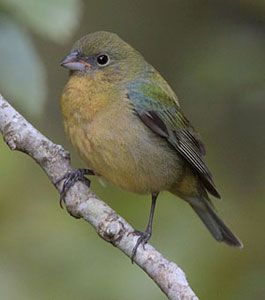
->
[60,31,242,260]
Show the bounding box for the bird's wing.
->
[127,79,220,198]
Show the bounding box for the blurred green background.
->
[0,0,265,299]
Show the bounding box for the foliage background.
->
[0,1,264,299]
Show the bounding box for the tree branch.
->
[0,93,199,300]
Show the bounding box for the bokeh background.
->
[0,0,265,299]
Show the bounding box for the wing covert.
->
[127,80,220,198]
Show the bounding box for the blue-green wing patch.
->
[128,80,220,198]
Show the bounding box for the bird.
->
[59,31,242,261]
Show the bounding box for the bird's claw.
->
[56,168,93,208]
[131,230,151,263]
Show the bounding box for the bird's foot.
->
[131,230,152,263]
[56,168,94,208]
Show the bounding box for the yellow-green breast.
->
[61,73,185,194]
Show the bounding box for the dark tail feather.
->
[190,200,243,248]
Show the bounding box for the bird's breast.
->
[61,75,184,193]
[61,74,114,123]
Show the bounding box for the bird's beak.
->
[60,50,91,71]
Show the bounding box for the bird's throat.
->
[61,73,116,124]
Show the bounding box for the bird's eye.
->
[96,54,110,66]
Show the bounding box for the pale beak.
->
[60,50,91,71]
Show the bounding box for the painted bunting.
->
[59,31,242,260]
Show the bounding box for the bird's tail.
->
[188,195,243,248]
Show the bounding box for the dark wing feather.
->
[128,82,220,198]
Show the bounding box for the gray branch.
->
[0,93,199,300]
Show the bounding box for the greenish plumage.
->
[60,31,242,254]
[127,77,220,198]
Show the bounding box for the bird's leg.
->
[131,192,158,263]
[56,168,95,208]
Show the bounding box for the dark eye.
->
[96,54,109,66]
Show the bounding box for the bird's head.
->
[60,31,144,81]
